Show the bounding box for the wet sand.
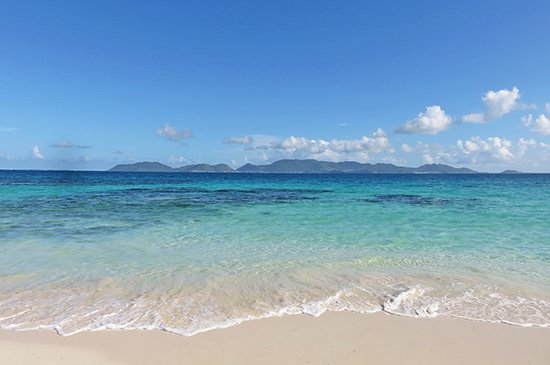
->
[1,312,548,365]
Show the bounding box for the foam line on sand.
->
[1,312,549,365]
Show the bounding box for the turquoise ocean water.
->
[0,171,548,335]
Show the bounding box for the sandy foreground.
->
[0,312,549,365]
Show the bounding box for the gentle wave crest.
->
[1,172,549,336]
[1,278,548,336]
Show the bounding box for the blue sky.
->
[1,0,549,172]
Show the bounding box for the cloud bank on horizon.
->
[1,1,549,172]
[5,87,550,172]
[215,87,549,170]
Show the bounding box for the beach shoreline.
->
[1,311,548,365]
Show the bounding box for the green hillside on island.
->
[108,159,478,174]
[109,162,234,173]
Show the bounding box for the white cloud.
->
[533,114,550,135]
[50,142,74,148]
[457,136,514,162]
[411,136,545,169]
[422,154,435,164]
[244,135,280,153]
[0,127,18,132]
[546,103,550,114]
[50,142,92,149]
[32,145,44,160]
[522,114,533,127]
[415,141,431,152]
[462,87,527,123]
[461,113,485,123]
[269,128,394,162]
[156,123,193,142]
[523,113,550,135]
[249,134,279,146]
[484,87,521,116]
[169,156,189,164]
[401,143,413,153]
[517,138,537,157]
[396,105,452,134]
[223,135,253,145]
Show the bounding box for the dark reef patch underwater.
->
[0,171,549,335]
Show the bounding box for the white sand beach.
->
[1,312,548,365]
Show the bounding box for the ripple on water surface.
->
[0,171,549,334]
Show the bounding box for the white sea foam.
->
[382,286,439,317]
[1,279,548,337]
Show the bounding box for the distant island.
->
[108,159,478,174]
[109,162,233,173]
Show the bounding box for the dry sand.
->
[1,312,548,365]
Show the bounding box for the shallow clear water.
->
[0,171,549,335]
